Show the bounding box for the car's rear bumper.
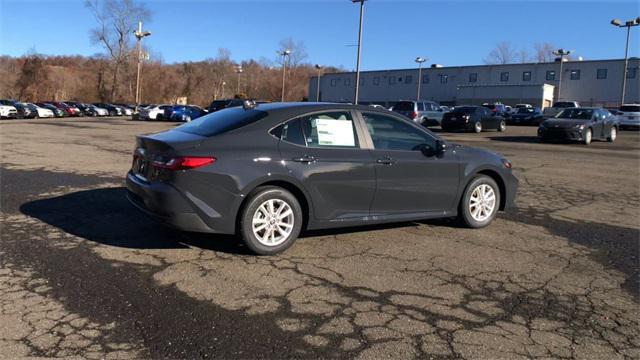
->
[126,171,222,233]
[441,121,473,131]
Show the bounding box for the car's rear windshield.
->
[451,106,477,114]
[620,105,640,112]
[556,108,593,120]
[175,107,268,137]
[393,102,415,111]
[554,102,577,108]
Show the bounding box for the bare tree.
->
[14,51,51,101]
[533,42,556,63]
[85,0,150,101]
[484,42,518,64]
[518,48,530,63]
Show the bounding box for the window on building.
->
[405,75,412,84]
[570,70,580,80]
[626,67,637,79]
[546,70,556,81]
[422,74,429,84]
[500,72,509,82]
[389,76,396,85]
[373,76,380,86]
[344,78,351,86]
[469,73,478,83]
[439,74,448,84]
[330,79,338,87]
[596,69,607,80]
[522,71,532,82]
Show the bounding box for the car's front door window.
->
[361,112,435,152]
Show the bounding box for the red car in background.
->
[46,102,81,117]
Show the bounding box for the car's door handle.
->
[291,155,316,163]
[376,157,395,165]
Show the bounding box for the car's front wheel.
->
[498,120,506,132]
[607,127,617,142]
[583,128,592,145]
[459,175,500,228]
[474,121,482,133]
[239,186,303,255]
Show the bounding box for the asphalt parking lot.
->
[1,117,638,359]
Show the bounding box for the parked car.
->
[538,108,618,145]
[94,103,122,116]
[206,99,245,113]
[441,106,507,133]
[47,102,81,117]
[616,104,640,130]
[482,103,508,116]
[126,103,518,255]
[26,103,54,118]
[542,101,581,118]
[0,100,18,119]
[65,102,95,116]
[14,102,38,119]
[390,100,446,126]
[169,105,207,122]
[139,104,172,120]
[88,104,109,116]
[36,103,65,117]
[508,107,544,125]
[114,104,133,116]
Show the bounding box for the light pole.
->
[352,0,366,104]
[277,49,291,102]
[315,64,323,102]
[234,64,243,95]
[552,49,572,103]
[611,17,640,105]
[134,21,151,111]
[414,57,427,102]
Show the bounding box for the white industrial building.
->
[308,58,640,109]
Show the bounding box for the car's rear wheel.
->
[239,186,303,255]
[474,121,482,133]
[459,175,500,228]
[583,128,592,145]
[607,127,617,142]
[498,120,506,132]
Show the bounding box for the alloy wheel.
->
[252,199,295,246]
[468,184,496,222]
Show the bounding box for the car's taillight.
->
[411,111,417,119]
[152,156,215,171]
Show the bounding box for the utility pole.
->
[315,64,323,102]
[134,21,151,112]
[352,0,366,104]
[611,17,640,105]
[277,49,291,102]
[234,65,243,95]
[552,49,572,103]
[415,57,427,102]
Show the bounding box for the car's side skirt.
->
[306,209,458,231]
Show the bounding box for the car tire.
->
[498,120,506,132]
[583,128,592,145]
[239,186,303,255]
[459,175,501,228]
[607,127,617,142]
[474,121,482,133]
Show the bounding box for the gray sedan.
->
[126,102,518,255]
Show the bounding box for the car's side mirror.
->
[420,140,446,157]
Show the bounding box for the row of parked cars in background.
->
[0,99,136,119]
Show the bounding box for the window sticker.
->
[314,119,355,146]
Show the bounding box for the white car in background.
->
[139,104,172,120]
[89,104,109,116]
[617,104,640,129]
[0,104,18,119]
[28,103,54,118]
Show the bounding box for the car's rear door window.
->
[279,111,359,148]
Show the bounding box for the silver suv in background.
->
[617,104,640,129]
[391,100,446,126]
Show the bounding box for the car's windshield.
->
[556,108,593,120]
[619,105,640,112]
[176,107,268,137]
[517,108,535,114]
[392,102,415,111]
